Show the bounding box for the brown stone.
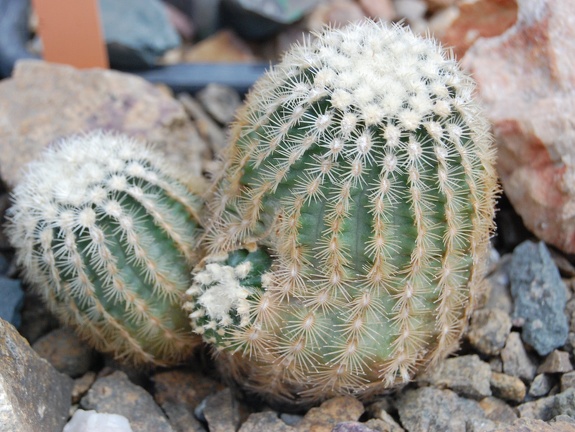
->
[462,0,575,254]
[182,30,258,63]
[295,396,364,432]
[0,60,207,188]
[32,327,96,378]
[441,0,518,58]
[151,368,224,413]
[490,372,526,403]
[537,350,574,374]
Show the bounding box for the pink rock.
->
[357,0,396,21]
[463,0,575,253]
[441,0,518,59]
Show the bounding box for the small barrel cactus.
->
[7,132,204,366]
[185,21,498,406]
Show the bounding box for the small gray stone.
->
[419,354,492,399]
[467,308,512,356]
[482,255,513,315]
[80,370,174,432]
[364,418,405,432]
[397,387,488,432]
[490,372,526,402]
[280,413,303,426]
[365,408,404,432]
[203,388,241,432]
[0,276,24,327]
[32,327,96,377]
[529,374,554,398]
[537,350,573,374]
[501,332,538,381]
[161,402,206,432]
[196,83,242,125]
[332,421,378,432]
[238,411,292,432]
[479,397,518,424]
[0,318,73,432]
[517,388,575,421]
[561,371,575,392]
[494,418,575,432]
[178,93,227,154]
[71,371,97,404]
[509,241,569,356]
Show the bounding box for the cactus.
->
[184,21,498,406]
[7,132,204,366]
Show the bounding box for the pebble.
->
[490,372,526,402]
[196,83,242,125]
[561,371,575,392]
[32,327,96,377]
[419,354,492,399]
[397,387,491,432]
[466,308,512,356]
[160,402,206,432]
[71,371,97,404]
[529,374,555,398]
[0,275,24,327]
[238,411,292,432]
[202,388,241,432]
[151,368,224,414]
[0,318,73,432]
[517,387,575,420]
[294,396,364,432]
[509,241,569,356]
[478,397,518,424]
[501,332,538,381]
[63,409,133,432]
[331,421,379,431]
[537,350,574,374]
[178,93,228,154]
[366,406,404,432]
[80,370,174,432]
[495,418,575,432]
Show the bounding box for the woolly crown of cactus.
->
[185,21,498,406]
[7,132,204,366]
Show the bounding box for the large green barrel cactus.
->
[7,132,204,366]
[185,21,498,405]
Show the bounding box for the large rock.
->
[462,0,575,254]
[440,0,518,58]
[0,318,73,432]
[0,60,207,188]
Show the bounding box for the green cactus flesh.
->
[185,21,498,404]
[7,133,204,366]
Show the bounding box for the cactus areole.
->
[185,21,498,406]
[7,133,204,366]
